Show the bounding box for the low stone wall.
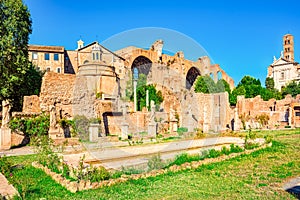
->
[32,142,270,193]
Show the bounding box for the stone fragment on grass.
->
[69,182,78,193]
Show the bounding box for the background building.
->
[28,45,65,73]
[267,34,300,90]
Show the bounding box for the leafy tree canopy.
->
[0,0,33,111]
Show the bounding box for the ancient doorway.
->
[186,67,201,89]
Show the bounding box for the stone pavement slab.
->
[0,173,19,199]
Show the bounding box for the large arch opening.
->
[131,56,152,77]
[186,67,201,89]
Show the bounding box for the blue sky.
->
[23,0,300,86]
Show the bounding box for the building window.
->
[96,52,99,60]
[54,53,59,61]
[93,53,95,60]
[44,53,50,60]
[57,67,61,73]
[288,40,290,44]
[46,67,50,72]
[32,52,38,60]
[281,72,285,79]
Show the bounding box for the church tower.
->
[283,34,294,62]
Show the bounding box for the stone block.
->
[148,122,157,138]
[121,122,129,140]
[0,128,11,150]
[89,123,100,142]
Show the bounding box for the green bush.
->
[221,146,230,155]
[167,153,200,167]
[9,113,50,140]
[177,127,188,136]
[120,166,145,175]
[264,135,273,144]
[73,115,89,141]
[147,154,165,171]
[85,166,110,182]
[195,128,206,139]
[244,142,260,150]
[229,144,244,153]
[208,149,222,158]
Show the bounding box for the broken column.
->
[121,104,129,140]
[169,106,178,133]
[0,100,12,150]
[148,101,157,138]
[48,104,60,139]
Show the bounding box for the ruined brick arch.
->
[131,55,153,76]
[186,66,201,89]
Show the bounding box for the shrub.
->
[73,115,89,141]
[208,149,222,158]
[85,166,110,182]
[147,154,165,171]
[229,144,244,153]
[9,113,50,141]
[167,153,200,167]
[120,166,145,175]
[255,113,270,128]
[244,142,260,150]
[59,118,77,137]
[264,135,273,144]
[221,146,230,155]
[195,128,206,139]
[177,127,188,136]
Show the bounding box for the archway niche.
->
[217,71,222,80]
[186,67,201,89]
[131,56,152,78]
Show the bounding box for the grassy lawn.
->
[5,129,300,199]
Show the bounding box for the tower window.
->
[281,72,285,79]
[288,40,290,44]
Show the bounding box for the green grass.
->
[5,129,300,199]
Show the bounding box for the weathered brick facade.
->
[236,94,300,129]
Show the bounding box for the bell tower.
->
[283,34,294,62]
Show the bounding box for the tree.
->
[216,79,231,94]
[236,76,262,98]
[230,85,246,105]
[265,77,275,90]
[12,63,44,110]
[0,0,32,111]
[282,81,300,97]
[132,74,164,111]
[194,75,216,93]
